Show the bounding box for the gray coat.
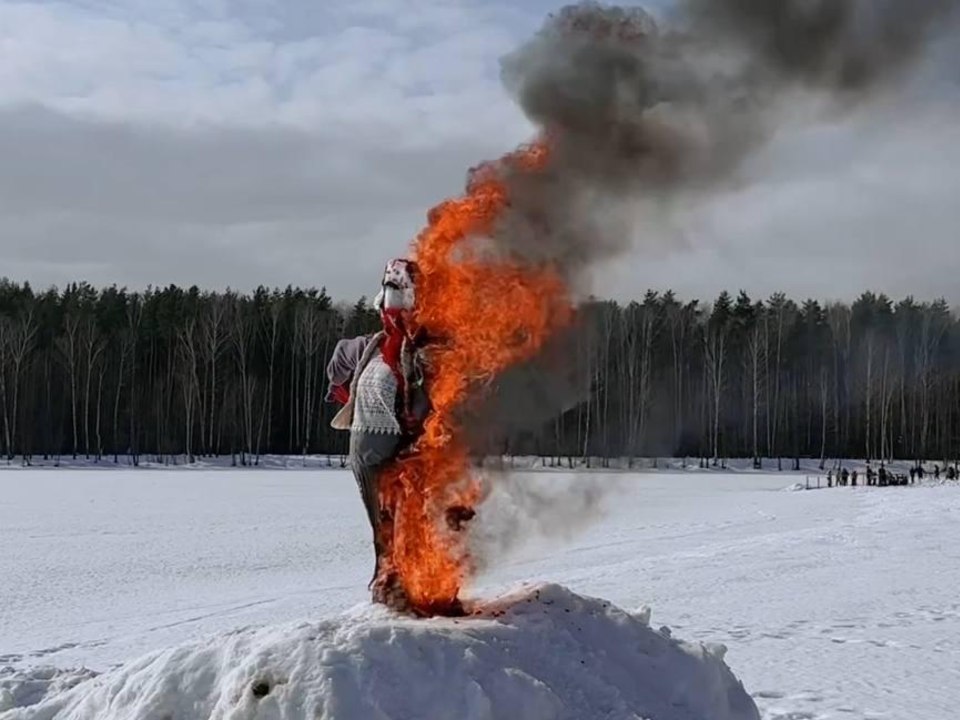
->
[326,332,429,434]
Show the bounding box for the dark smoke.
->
[458,319,595,453]
[502,0,956,205]
[467,0,957,446]
[461,0,957,556]
[686,0,959,92]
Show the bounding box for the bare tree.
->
[765,293,794,469]
[112,299,140,462]
[261,297,283,456]
[704,323,728,463]
[861,327,878,462]
[826,303,851,456]
[80,315,107,458]
[294,300,329,458]
[665,296,696,453]
[56,312,82,459]
[177,318,201,463]
[746,321,765,467]
[636,294,662,457]
[200,296,229,455]
[916,301,949,460]
[818,367,829,468]
[0,319,11,459]
[231,299,259,465]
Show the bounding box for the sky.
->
[1,0,958,305]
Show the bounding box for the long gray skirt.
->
[349,430,404,583]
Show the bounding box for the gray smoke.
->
[463,0,956,556]
[472,0,956,423]
[458,319,595,451]
[686,0,958,92]
[498,0,957,246]
[469,469,624,575]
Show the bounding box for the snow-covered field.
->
[2,468,959,719]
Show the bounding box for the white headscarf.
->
[375,258,417,312]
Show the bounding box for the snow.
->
[1,584,758,720]
[2,467,959,719]
[0,453,946,477]
[0,668,95,715]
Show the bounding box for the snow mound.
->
[1,584,758,720]
[0,667,97,714]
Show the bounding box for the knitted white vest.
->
[351,353,402,435]
[330,332,420,433]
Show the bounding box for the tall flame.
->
[378,140,574,614]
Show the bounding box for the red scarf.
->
[379,308,406,396]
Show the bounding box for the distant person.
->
[851,469,859,487]
[910,467,917,484]
[827,470,834,488]
[878,465,887,487]
[842,468,850,486]
[934,464,941,481]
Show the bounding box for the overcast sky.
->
[1,0,958,304]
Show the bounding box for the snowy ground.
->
[1,585,758,720]
[2,468,959,719]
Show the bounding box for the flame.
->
[378,140,574,614]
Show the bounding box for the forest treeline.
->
[0,279,957,466]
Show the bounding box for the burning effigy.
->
[326,145,573,616]
[374,144,574,616]
[326,0,957,617]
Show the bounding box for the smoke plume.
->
[470,470,622,574]
[497,0,956,266]
[474,0,956,422]
[463,0,956,555]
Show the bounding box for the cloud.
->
[0,102,528,294]
[594,90,960,304]
[0,0,958,303]
[0,0,538,295]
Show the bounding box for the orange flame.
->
[379,140,574,614]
